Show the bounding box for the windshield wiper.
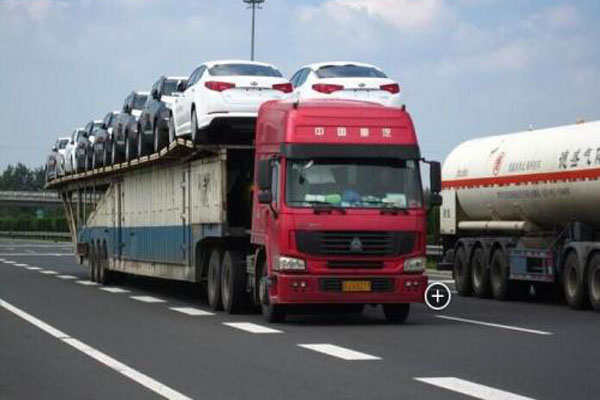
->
[305,201,346,214]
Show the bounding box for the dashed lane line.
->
[3,260,16,264]
[56,275,77,280]
[436,315,553,336]
[26,266,42,271]
[14,263,29,267]
[223,322,283,334]
[76,280,98,286]
[169,307,214,316]
[39,270,58,275]
[100,287,130,293]
[130,296,166,303]
[415,377,535,400]
[298,344,381,361]
[0,297,192,400]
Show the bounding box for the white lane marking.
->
[3,260,16,264]
[223,322,283,334]
[415,377,535,400]
[26,266,42,270]
[0,253,72,256]
[169,307,215,316]
[298,344,381,360]
[56,275,77,279]
[0,297,192,400]
[76,280,98,286]
[429,279,455,284]
[40,270,58,275]
[14,263,29,267]
[0,258,5,261]
[100,287,130,293]
[25,249,35,254]
[130,296,166,303]
[436,315,553,336]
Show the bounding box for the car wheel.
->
[259,258,286,322]
[137,128,144,157]
[103,144,109,166]
[168,117,176,144]
[111,139,118,164]
[207,248,223,311]
[221,249,248,314]
[125,132,131,161]
[191,109,199,143]
[92,151,97,169]
[382,303,410,324]
[153,121,163,153]
[563,251,588,309]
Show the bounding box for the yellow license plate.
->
[342,281,372,292]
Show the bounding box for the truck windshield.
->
[285,158,422,209]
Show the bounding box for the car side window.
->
[298,69,310,87]
[290,70,302,88]
[187,69,199,88]
[196,66,206,81]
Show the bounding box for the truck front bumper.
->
[270,274,427,304]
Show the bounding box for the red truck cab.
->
[250,99,441,322]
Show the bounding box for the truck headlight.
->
[404,257,426,272]
[275,256,306,271]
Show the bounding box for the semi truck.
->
[50,99,442,322]
[439,120,600,311]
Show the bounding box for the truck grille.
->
[327,260,384,269]
[296,231,415,257]
[319,278,394,292]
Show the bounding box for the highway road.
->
[1,238,599,400]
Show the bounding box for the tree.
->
[0,163,46,191]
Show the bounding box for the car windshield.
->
[163,79,183,95]
[285,158,422,209]
[208,64,283,77]
[316,65,388,78]
[58,139,69,149]
[133,95,148,110]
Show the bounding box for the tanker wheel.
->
[490,248,509,300]
[453,246,472,296]
[221,249,249,314]
[207,248,223,311]
[259,259,286,323]
[98,241,110,285]
[471,247,491,298]
[563,251,588,309]
[587,253,600,312]
[382,304,410,324]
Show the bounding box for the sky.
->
[1,0,599,169]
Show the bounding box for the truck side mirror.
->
[429,161,442,194]
[430,193,442,207]
[258,191,272,204]
[257,159,272,190]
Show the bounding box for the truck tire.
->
[98,242,110,285]
[471,247,491,298]
[221,249,248,314]
[207,249,223,311]
[89,242,97,282]
[259,259,286,322]
[587,253,600,311]
[454,246,471,296]
[563,251,588,309]
[490,248,509,300]
[383,304,410,323]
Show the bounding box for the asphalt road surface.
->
[1,238,599,400]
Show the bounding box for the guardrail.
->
[0,231,72,241]
[426,245,443,257]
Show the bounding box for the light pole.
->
[243,0,265,61]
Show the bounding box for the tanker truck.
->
[439,120,600,311]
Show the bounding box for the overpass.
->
[0,191,62,208]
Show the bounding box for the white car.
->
[289,62,402,107]
[172,60,292,143]
[64,128,88,174]
[54,136,70,176]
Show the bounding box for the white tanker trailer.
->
[439,120,600,311]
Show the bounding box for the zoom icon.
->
[425,282,452,311]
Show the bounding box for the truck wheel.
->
[98,242,110,285]
[490,248,509,300]
[221,250,248,314]
[587,254,600,311]
[207,249,223,311]
[453,246,472,296]
[471,247,491,298]
[259,259,286,322]
[383,304,410,323]
[88,243,96,282]
[563,251,588,309]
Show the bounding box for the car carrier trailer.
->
[48,99,442,322]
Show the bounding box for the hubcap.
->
[566,265,578,297]
[592,266,600,301]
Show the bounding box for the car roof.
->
[57,136,70,141]
[202,59,278,69]
[133,91,150,96]
[299,61,384,72]
[164,76,188,81]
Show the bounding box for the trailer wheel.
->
[471,247,491,298]
[259,259,286,323]
[490,248,509,300]
[587,254,600,311]
[383,304,410,323]
[207,249,223,311]
[98,242,110,285]
[221,249,248,314]
[563,251,588,309]
[89,242,97,282]
[453,246,471,296]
